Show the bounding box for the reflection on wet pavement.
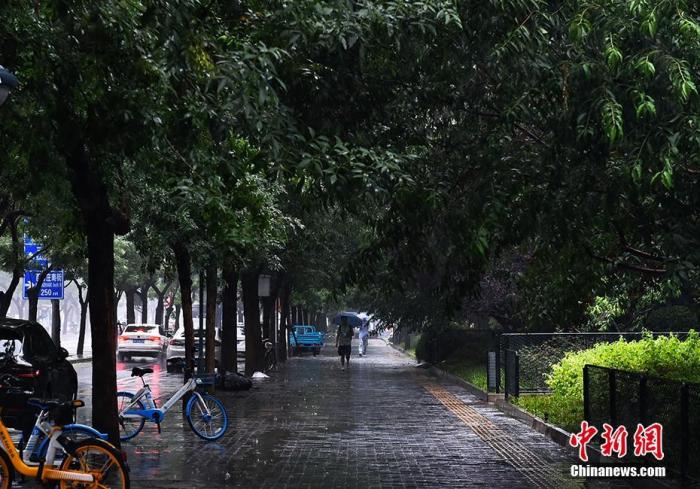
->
[15,341,654,488]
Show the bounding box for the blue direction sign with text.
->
[23,270,64,300]
[23,236,63,300]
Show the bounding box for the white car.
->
[117,324,169,361]
[166,327,222,372]
[166,327,245,372]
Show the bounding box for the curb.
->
[383,338,416,359]
[68,356,92,365]
[492,396,573,448]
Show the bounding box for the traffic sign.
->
[23,270,64,300]
[23,236,48,268]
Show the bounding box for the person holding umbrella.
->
[335,316,354,370]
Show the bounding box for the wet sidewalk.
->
[85,338,616,489]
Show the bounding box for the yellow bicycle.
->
[0,388,129,489]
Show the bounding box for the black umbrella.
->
[333,312,364,327]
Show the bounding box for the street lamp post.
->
[0,65,19,107]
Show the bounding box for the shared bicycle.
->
[117,367,228,441]
[0,375,129,489]
[20,398,107,465]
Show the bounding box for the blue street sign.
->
[23,270,64,300]
[23,236,48,268]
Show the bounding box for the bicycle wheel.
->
[117,391,145,441]
[34,425,106,464]
[59,438,129,489]
[185,393,228,440]
[0,449,12,489]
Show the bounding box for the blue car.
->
[289,325,325,356]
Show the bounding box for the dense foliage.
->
[1,0,699,438]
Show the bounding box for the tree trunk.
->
[125,288,136,324]
[173,243,195,374]
[77,306,88,356]
[221,265,238,373]
[51,299,61,347]
[138,287,149,323]
[174,304,181,330]
[27,267,52,322]
[85,222,120,444]
[242,269,262,375]
[77,302,88,355]
[205,264,217,374]
[75,281,88,356]
[277,281,290,363]
[164,285,177,331]
[0,217,23,319]
[63,137,125,445]
[155,296,164,326]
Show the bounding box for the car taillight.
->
[170,339,184,346]
[148,336,161,342]
[17,370,40,378]
[118,336,128,342]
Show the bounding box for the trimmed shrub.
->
[415,325,495,364]
[546,331,700,416]
[514,332,700,432]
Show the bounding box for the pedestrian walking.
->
[336,316,353,370]
[358,320,369,356]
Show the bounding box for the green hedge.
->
[515,332,700,432]
[548,331,700,402]
[415,325,494,364]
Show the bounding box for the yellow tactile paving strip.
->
[423,382,582,489]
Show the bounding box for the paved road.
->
[20,340,665,488]
[79,341,605,488]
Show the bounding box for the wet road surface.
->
[15,340,669,488]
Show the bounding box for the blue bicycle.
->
[117,367,228,441]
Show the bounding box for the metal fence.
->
[492,332,690,395]
[584,365,699,478]
[389,328,421,351]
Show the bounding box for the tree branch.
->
[585,247,667,276]
[613,223,671,262]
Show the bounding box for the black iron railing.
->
[584,364,699,479]
[491,332,690,395]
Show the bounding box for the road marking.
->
[422,383,581,489]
